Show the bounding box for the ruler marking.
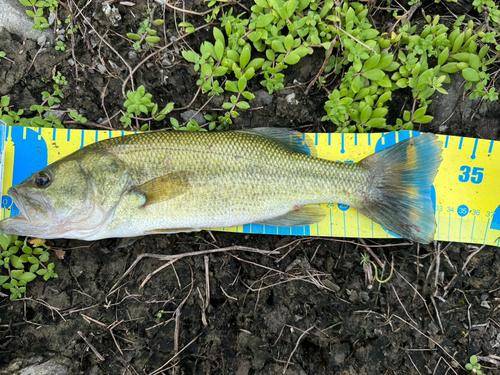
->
[354,133,358,146]
[341,134,345,154]
[458,137,464,150]
[448,214,451,241]
[459,217,463,242]
[471,138,479,160]
[330,209,332,237]
[470,216,476,243]
[343,211,346,237]
[328,133,331,146]
[483,218,490,244]
[489,140,494,154]
[357,212,360,238]
[444,136,449,148]
[315,133,318,146]
[52,128,57,141]
[368,133,371,146]
[437,212,440,240]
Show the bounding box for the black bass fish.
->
[0,128,442,242]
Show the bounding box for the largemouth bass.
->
[0,128,442,243]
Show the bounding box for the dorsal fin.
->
[235,128,316,157]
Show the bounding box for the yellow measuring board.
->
[0,124,498,246]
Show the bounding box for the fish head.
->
[0,150,131,239]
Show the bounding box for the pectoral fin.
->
[257,205,326,227]
[133,171,192,207]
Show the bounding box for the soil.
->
[1,0,500,374]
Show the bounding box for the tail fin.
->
[358,133,443,243]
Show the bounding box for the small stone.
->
[322,279,340,293]
[286,92,299,105]
[360,291,370,302]
[180,110,205,125]
[48,13,56,25]
[128,51,137,60]
[97,64,107,74]
[348,290,358,302]
[37,35,47,47]
[428,321,440,334]
[67,59,75,66]
[481,300,491,309]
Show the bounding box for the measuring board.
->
[0,122,498,246]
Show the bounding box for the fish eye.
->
[34,172,51,188]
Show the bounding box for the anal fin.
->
[257,205,326,227]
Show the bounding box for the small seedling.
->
[121,85,174,129]
[55,40,66,52]
[127,15,164,51]
[69,111,87,123]
[0,234,58,301]
[466,355,483,375]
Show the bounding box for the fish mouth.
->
[6,187,30,223]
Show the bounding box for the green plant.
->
[69,110,87,123]
[0,51,5,61]
[121,85,174,129]
[18,0,56,32]
[127,15,164,51]
[473,0,499,26]
[55,40,66,52]
[181,0,499,133]
[0,234,58,301]
[465,355,483,375]
[170,117,207,131]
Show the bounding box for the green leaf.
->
[462,68,480,82]
[360,106,372,124]
[214,40,224,61]
[1,96,10,107]
[238,77,247,92]
[271,40,286,53]
[362,55,381,72]
[201,64,212,76]
[10,255,24,269]
[0,275,8,287]
[240,45,251,69]
[256,14,275,28]
[365,118,386,128]
[0,233,13,251]
[284,34,294,52]
[225,81,238,93]
[414,115,433,124]
[440,63,460,74]
[236,101,250,110]
[222,102,233,110]
[127,33,141,41]
[452,33,464,54]
[17,272,36,282]
[213,27,225,45]
[361,69,385,81]
[284,53,300,65]
[468,54,480,70]
[145,36,161,45]
[412,106,427,120]
[438,47,449,66]
[11,270,24,280]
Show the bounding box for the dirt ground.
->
[1,0,500,374]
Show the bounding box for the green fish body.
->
[0,128,442,243]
